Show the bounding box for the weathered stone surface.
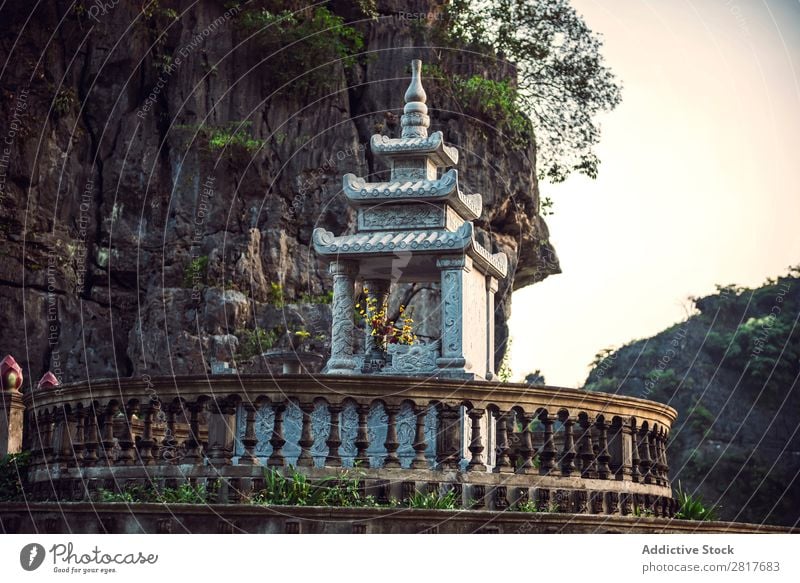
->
[0,0,558,384]
[1,502,793,534]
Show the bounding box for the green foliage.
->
[512,499,540,513]
[266,281,285,306]
[422,64,531,145]
[236,4,364,94]
[444,0,622,183]
[645,368,680,395]
[0,452,29,501]
[497,338,513,382]
[205,121,266,153]
[453,74,531,143]
[175,121,266,156]
[299,290,333,304]
[254,467,378,507]
[235,326,280,360]
[524,369,546,386]
[53,87,77,116]
[540,196,555,216]
[316,469,377,508]
[253,467,324,506]
[183,255,209,288]
[405,490,458,510]
[590,346,617,368]
[98,482,213,504]
[674,482,718,521]
[584,376,618,393]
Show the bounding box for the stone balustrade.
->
[15,373,678,517]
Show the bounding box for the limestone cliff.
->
[0,0,559,383]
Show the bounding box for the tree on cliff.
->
[447,0,622,183]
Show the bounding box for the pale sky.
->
[509,0,800,387]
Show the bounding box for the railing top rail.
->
[22,374,677,427]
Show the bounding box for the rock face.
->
[584,272,800,526]
[0,0,558,384]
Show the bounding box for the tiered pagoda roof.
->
[313,59,508,281]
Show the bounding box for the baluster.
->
[70,408,86,467]
[630,419,640,483]
[28,411,43,469]
[493,411,512,473]
[138,402,157,465]
[658,430,667,484]
[654,429,666,485]
[436,404,461,470]
[161,406,178,463]
[101,403,118,465]
[325,403,343,467]
[183,402,203,463]
[383,404,400,468]
[648,428,659,484]
[56,407,72,467]
[42,410,55,466]
[649,429,660,484]
[608,417,625,480]
[467,408,486,471]
[638,426,652,484]
[517,413,536,474]
[595,416,611,479]
[116,402,138,465]
[411,404,428,469]
[239,403,258,465]
[354,404,371,467]
[539,411,557,475]
[558,410,576,476]
[297,402,316,467]
[268,403,286,467]
[207,398,236,467]
[36,411,53,465]
[577,415,594,478]
[82,406,99,467]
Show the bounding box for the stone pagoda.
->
[313,60,508,379]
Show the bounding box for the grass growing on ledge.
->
[674,482,719,521]
[97,482,214,504]
[405,490,458,510]
[252,467,379,508]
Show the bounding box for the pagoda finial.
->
[401,59,430,139]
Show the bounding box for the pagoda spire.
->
[401,59,430,139]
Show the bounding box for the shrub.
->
[405,490,458,510]
[183,255,209,288]
[674,482,718,521]
[236,4,365,94]
[235,326,280,360]
[0,452,29,501]
[97,482,213,504]
[299,290,333,304]
[266,282,285,306]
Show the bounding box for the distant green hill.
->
[584,267,800,527]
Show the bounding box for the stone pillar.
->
[0,355,25,457]
[485,277,498,380]
[327,260,359,374]
[436,256,471,374]
[207,398,236,467]
[362,279,390,368]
